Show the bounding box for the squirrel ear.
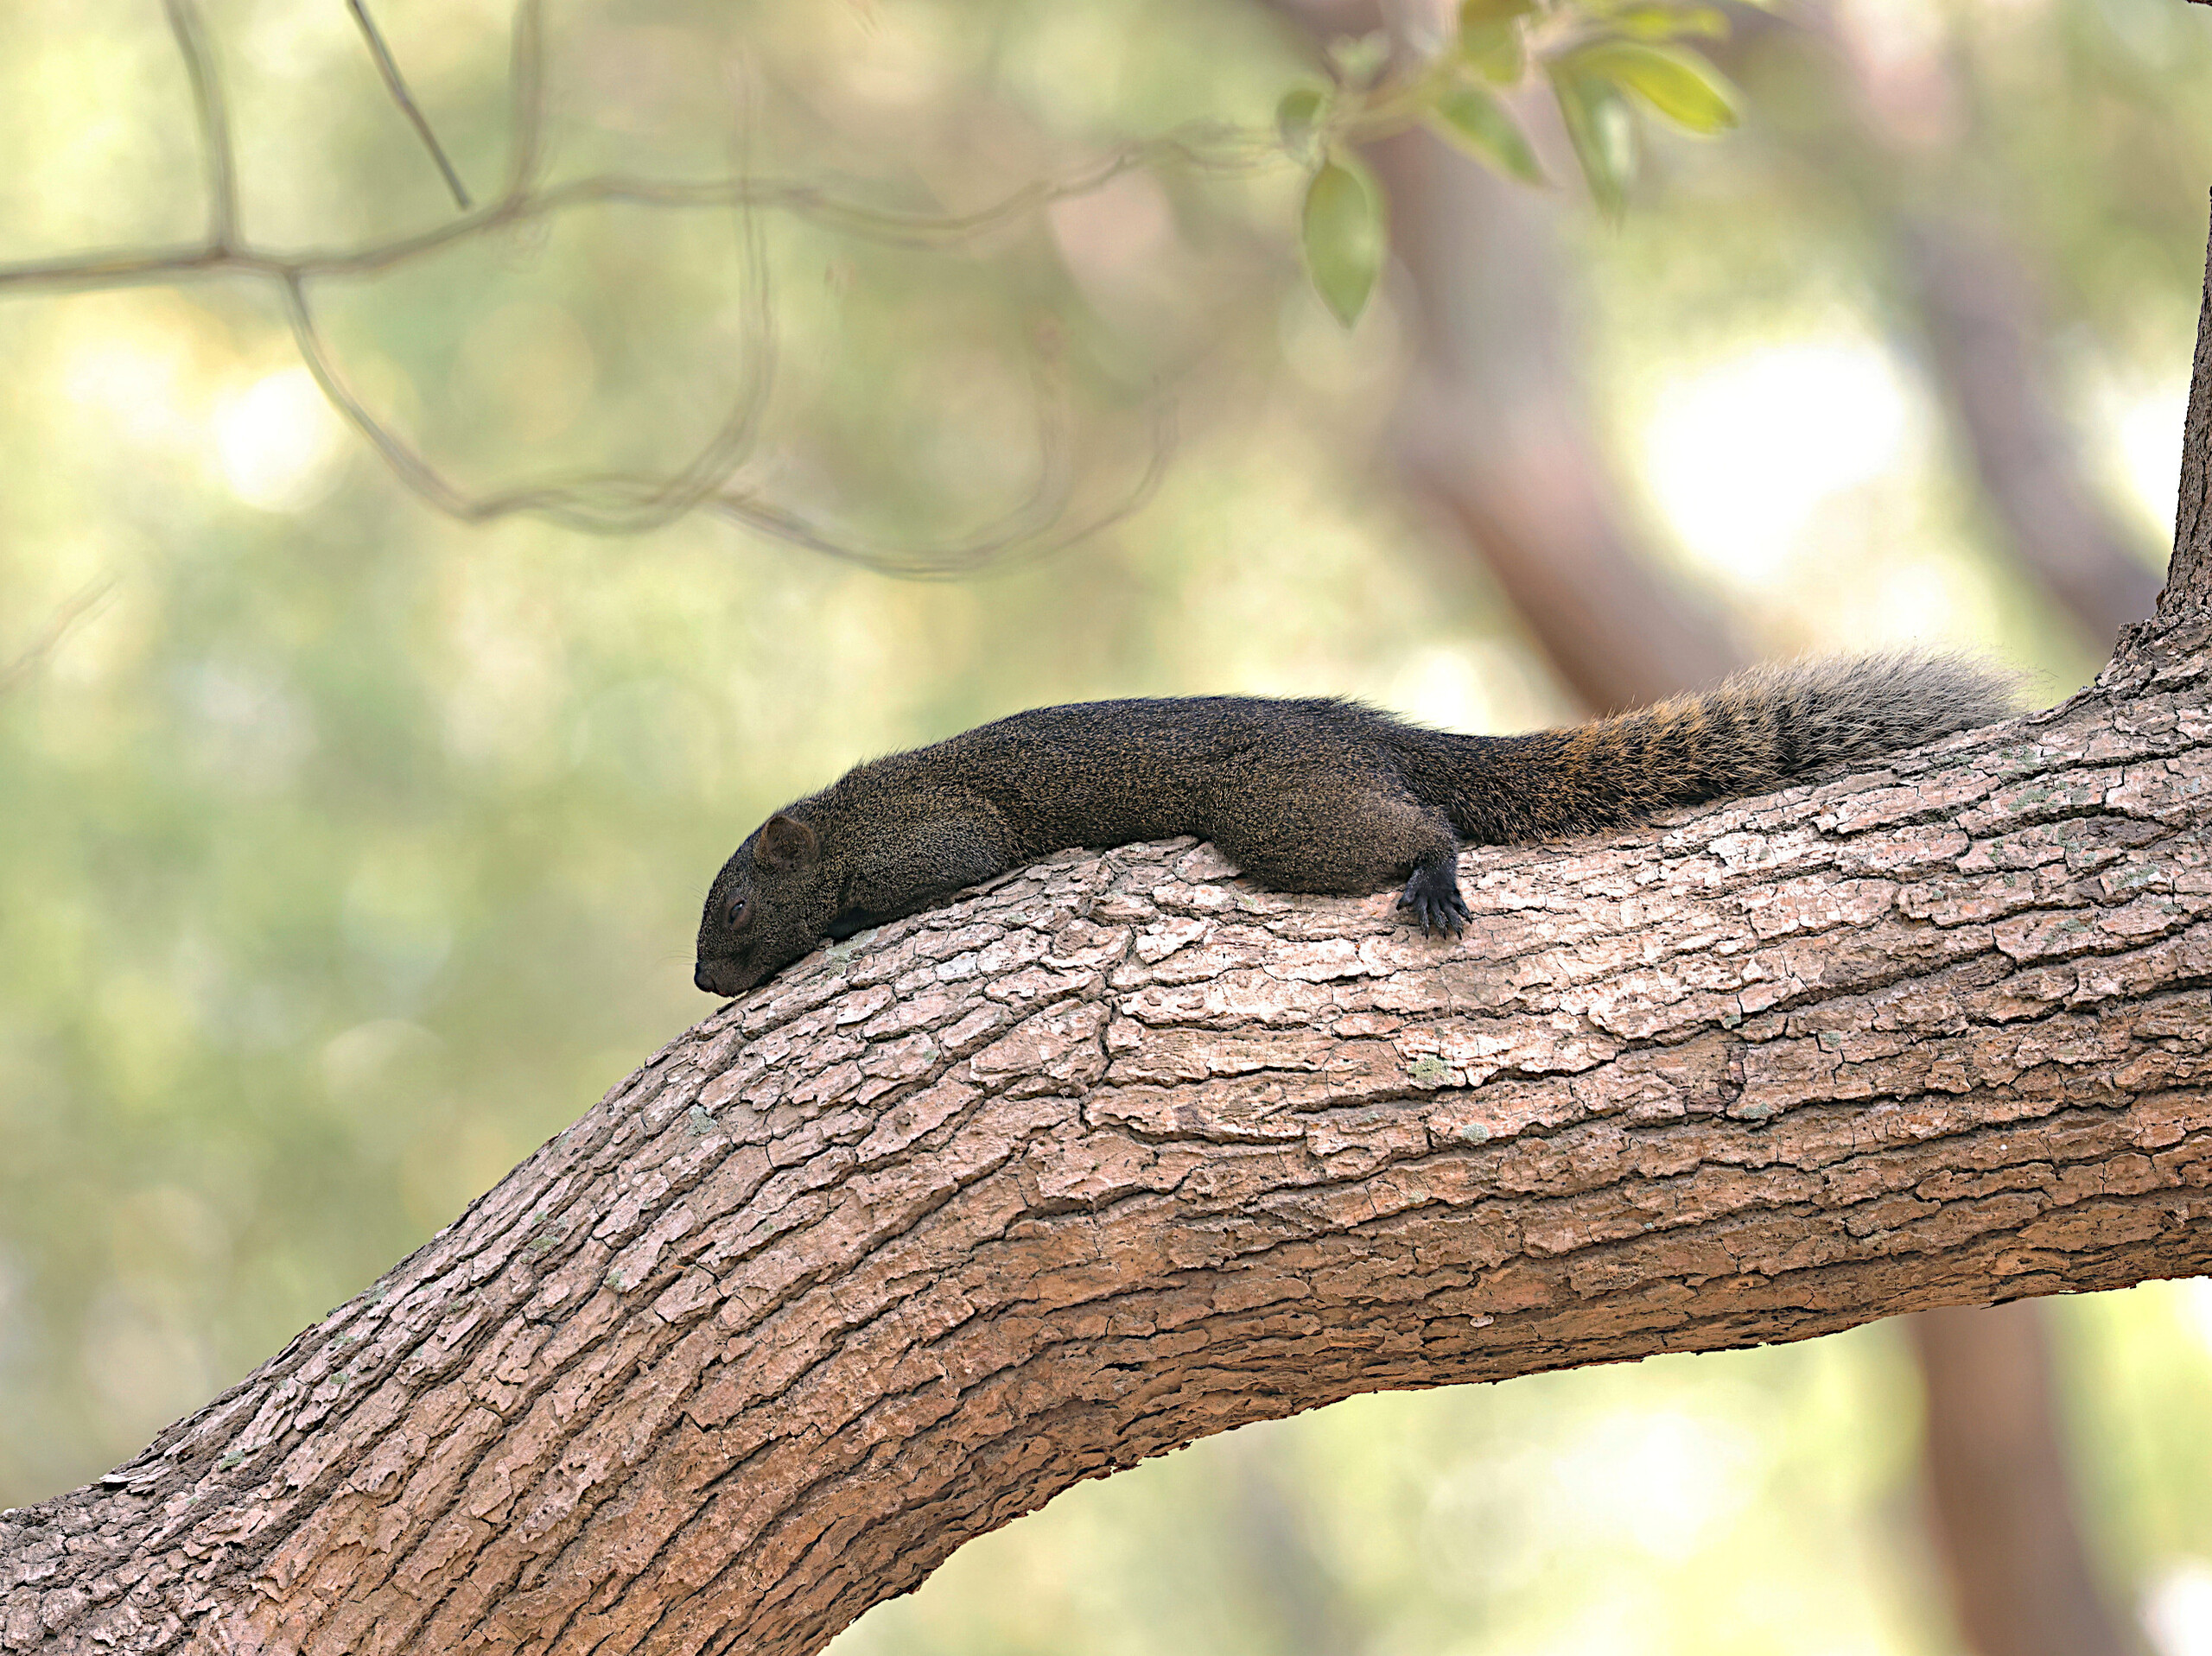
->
[756,812,818,871]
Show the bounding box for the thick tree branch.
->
[4,613,2211,1652]
[8,174,2212,1656]
[2170,197,2212,616]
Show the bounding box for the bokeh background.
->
[3,0,2210,1651]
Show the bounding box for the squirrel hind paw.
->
[1396,868,1471,938]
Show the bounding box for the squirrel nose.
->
[693,962,715,993]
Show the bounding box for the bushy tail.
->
[1402,651,2018,844]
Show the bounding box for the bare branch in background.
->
[0,579,118,699]
[502,0,550,203]
[160,0,238,251]
[698,399,1179,581]
[346,0,474,210]
[0,142,1276,294]
[0,0,1243,574]
[272,53,779,541]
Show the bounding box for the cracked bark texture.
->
[4,614,2210,1655]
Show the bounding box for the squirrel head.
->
[694,810,833,996]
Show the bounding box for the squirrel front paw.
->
[1396,864,1471,937]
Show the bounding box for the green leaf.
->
[1548,68,1637,220]
[1427,82,1542,183]
[1276,86,1327,156]
[1300,155,1387,327]
[1609,3,1728,40]
[1458,19,1526,83]
[1563,39,1739,132]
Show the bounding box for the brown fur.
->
[695,652,2012,996]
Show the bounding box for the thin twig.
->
[702,397,1179,580]
[0,579,119,697]
[0,2,1243,573]
[161,0,238,249]
[346,0,474,209]
[503,0,549,205]
[280,273,473,517]
[284,236,1172,577]
[614,50,782,532]
[0,131,1278,295]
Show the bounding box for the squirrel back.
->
[694,651,2012,996]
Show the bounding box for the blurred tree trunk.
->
[1368,126,1743,710]
[1219,1430,1367,1656]
[1909,1304,2143,1656]
[1274,0,1741,714]
[1892,210,2164,653]
[1745,3,2166,654]
[1758,13,2164,1653]
[1383,155,2150,1656]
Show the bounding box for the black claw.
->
[1397,870,1471,939]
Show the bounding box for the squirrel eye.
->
[727,895,748,925]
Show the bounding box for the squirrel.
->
[693,651,2012,997]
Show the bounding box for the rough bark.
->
[3,590,2210,1653]
[1302,22,2149,1644]
[1351,27,2173,1641]
[1745,21,2175,1638]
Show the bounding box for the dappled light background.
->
[2,0,2210,1651]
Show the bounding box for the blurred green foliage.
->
[2,0,2209,1650]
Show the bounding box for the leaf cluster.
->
[1287,0,1745,324]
